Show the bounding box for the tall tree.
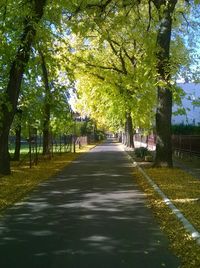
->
[152,0,178,167]
[69,5,157,144]
[0,0,46,175]
[39,51,51,156]
[73,0,194,166]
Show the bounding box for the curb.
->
[123,146,200,246]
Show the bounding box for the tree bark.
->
[0,0,46,175]
[153,0,177,167]
[40,52,51,156]
[13,109,23,161]
[125,112,134,148]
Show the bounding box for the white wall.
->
[172,83,200,125]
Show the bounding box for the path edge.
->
[120,144,200,246]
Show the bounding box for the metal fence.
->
[172,135,200,157]
[133,134,200,156]
[9,135,88,168]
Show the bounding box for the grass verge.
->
[133,166,200,268]
[0,144,95,213]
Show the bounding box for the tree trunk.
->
[43,127,51,156]
[40,52,51,156]
[13,109,23,161]
[153,0,177,167]
[0,128,10,175]
[0,0,46,175]
[125,112,134,148]
[13,127,21,161]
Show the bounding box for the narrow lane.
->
[0,141,179,268]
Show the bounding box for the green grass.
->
[9,143,72,155]
[9,143,30,154]
[133,166,200,268]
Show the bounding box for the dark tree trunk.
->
[153,0,177,167]
[13,109,23,161]
[0,0,46,175]
[0,128,10,175]
[13,127,22,161]
[40,52,51,156]
[125,112,134,148]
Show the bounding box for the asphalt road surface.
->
[0,140,179,268]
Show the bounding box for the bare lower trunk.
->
[155,87,173,166]
[13,127,22,161]
[125,112,134,148]
[43,128,51,155]
[0,127,10,175]
[13,109,23,161]
[153,0,177,167]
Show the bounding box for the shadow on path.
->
[0,141,179,268]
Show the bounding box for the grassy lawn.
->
[9,143,72,156]
[0,144,95,213]
[133,165,200,268]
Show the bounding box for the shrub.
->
[134,147,149,158]
[172,124,200,135]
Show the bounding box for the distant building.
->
[172,83,200,126]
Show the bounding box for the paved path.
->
[0,141,179,268]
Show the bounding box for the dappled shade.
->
[0,142,179,268]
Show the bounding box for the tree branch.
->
[180,11,190,31]
[122,47,137,67]
[83,0,113,13]
[90,72,105,81]
[147,0,152,31]
[86,61,125,74]
[107,39,128,74]
[119,48,127,74]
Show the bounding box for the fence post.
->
[51,134,54,157]
[179,135,181,158]
[35,130,38,165]
[59,134,62,154]
[29,127,32,169]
